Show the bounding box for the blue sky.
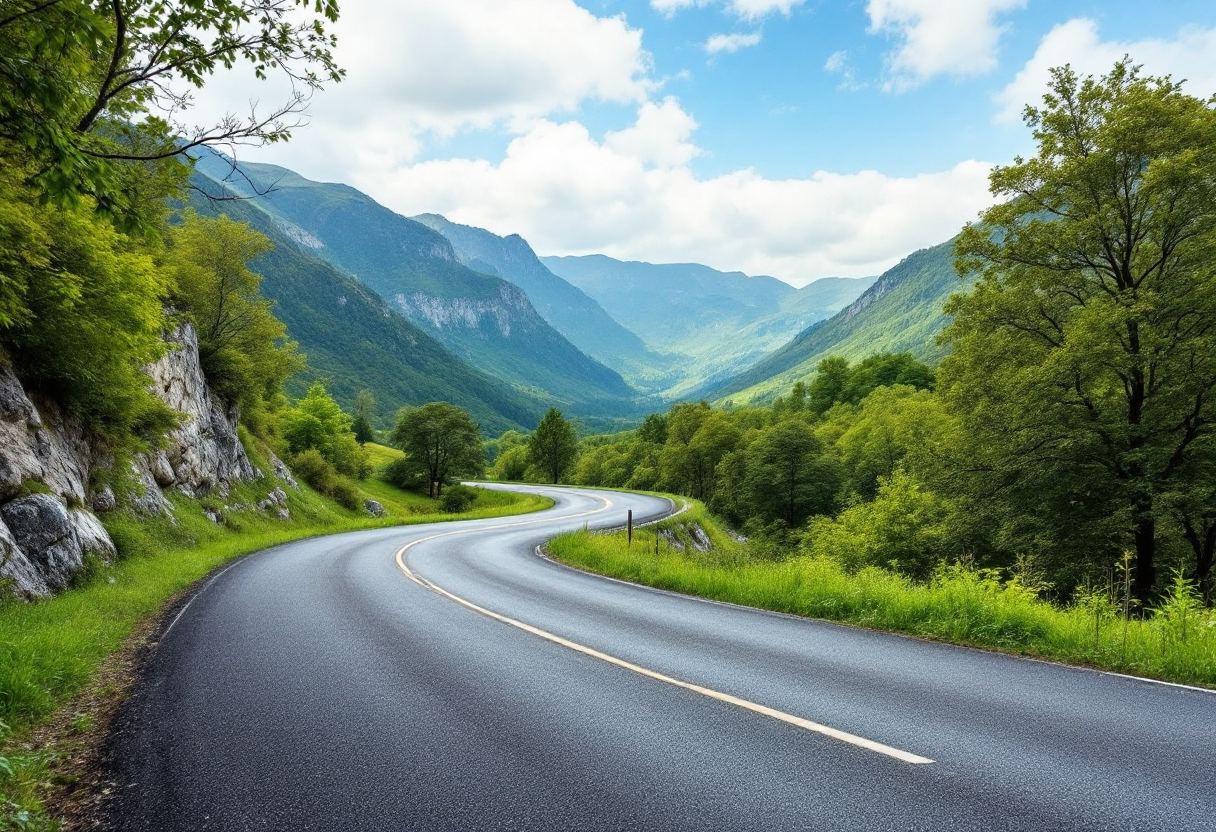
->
[200,0,1216,285]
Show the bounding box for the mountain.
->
[410,214,678,392]
[187,164,546,434]
[540,255,794,349]
[191,153,641,418]
[705,238,962,404]
[541,254,874,396]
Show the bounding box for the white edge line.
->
[161,556,248,638]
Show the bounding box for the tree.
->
[529,407,578,484]
[803,469,954,580]
[282,382,367,478]
[661,412,741,500]
[0,174,178,444]
[351,389,376,444]
[808,357,851,415]
[943,61,1216,604]
[0,0,342,227]
[391,402,484,497]
[484,429,528,465]
[827,385,955,501]
[806,354,935,417]
[743,419,837,527]
[166,212,302,415]
[839,353,935,405]
[490,445,532,482]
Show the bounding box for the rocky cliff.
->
[0,322,281,599]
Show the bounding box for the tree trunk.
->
[1200,553,1214,609]
[1132,507,1156,607]
[1181,513,1216,608]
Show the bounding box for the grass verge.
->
[548,502,1216,690]
[0,464,550,830]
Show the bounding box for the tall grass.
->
[0,473,550,828]
[549,506,1216,688]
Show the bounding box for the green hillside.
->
[412,214,679,392]
[192,154,641,416]
[188,168,545,434]
[706,238,962,404]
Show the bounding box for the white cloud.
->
[995,19,1216,123]
[604,98,700,166]
[651,0,703,13]
[186,0,994,287]
[705,31,763,54]
[356,110,994,284]
[188,0,652,177]
[653,0,803,21]
[824,50,848,73]
[867,0,1026,91]
[824,49,866,91]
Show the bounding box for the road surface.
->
[103,484,1216,831]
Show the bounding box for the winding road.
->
[104,485,1216,831]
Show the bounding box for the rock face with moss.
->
[0,322,261,598]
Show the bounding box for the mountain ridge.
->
[188,159,548,433]
[542,253,876,397]
[411,213,679,392]
[191,153,642,418]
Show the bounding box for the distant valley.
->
[542,255,875,398]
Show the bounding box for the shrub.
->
[440,485,477,513]
[291,448,334,494]
[380,456,425,491]
[328,477,362,512]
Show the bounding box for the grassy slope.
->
[0,444,550,825]
[548,504,1216,688]
[707,238,962,405]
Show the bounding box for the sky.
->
[196,0,1216,287]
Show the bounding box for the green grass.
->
[0,466,550,828]
[548,503,1216,689]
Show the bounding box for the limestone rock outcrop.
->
[0,321,275,599]
[140,324,259,497]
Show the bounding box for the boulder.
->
[364,499,386,517]
[0,519,50,600]
[269,452,300,490]
[91,485,117,513]
[127,464,173,516]
[150,452,177,487]
[70,508,117,562]
[1,494,83,593]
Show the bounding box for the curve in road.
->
[103,484,1216,831]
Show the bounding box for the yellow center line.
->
[392,492,935,766]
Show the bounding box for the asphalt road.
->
[104,484,1216,831]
